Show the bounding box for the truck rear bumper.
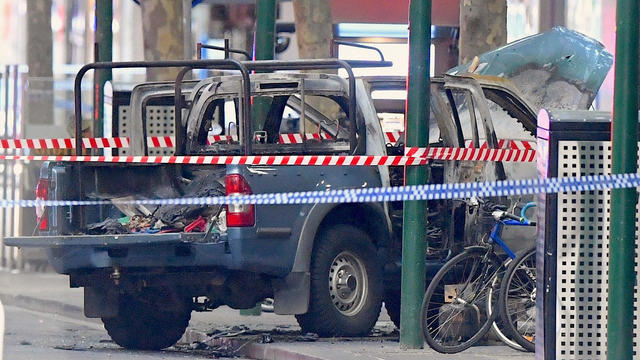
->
[6,234,233,274]
[5,233,201,247]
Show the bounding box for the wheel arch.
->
[275,202,391,315]
[291,202,391,273]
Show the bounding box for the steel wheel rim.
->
[505,256,536,342]
[328,251,368,316]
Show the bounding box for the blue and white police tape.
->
[1,173,638,209]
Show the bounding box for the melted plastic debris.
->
[510,67,590,111]
[86,218,129,235]
[154,170,225,230]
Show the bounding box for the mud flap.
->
[84,287,118,318]
[272,271,309,315]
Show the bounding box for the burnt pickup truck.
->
[7,28,610,350]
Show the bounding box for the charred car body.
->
[8,28,611,350]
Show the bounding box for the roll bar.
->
[333,40,386,62]
[73,59,248,156]
[74,58,392,155]
[197,41,252,60]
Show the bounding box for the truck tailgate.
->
[5,233,206,248]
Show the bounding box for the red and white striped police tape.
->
[0,133,349,149]
[405,146,536,162]
[278,133,332,144]
[464,139,535,150]
[0,137,128,149]
[0,146,536,165]
[0,134,330,149]
[0,131,536,164]
[0,133,535,150]
[0,154,430,166]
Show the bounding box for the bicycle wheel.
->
[499,246,536,352]
[487,262,526,351]
[421,246,502,353]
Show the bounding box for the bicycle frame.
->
[488,202,536,260]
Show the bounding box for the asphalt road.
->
[2,306,247,360]
[0,301,529,360]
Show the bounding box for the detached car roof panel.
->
[448,26,613,112]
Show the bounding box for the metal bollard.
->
[0,299,4,359]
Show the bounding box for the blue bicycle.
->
[420,198,536,353]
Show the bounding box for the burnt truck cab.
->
[8,55,571,351]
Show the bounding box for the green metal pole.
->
[400,0,431,349]
[608,0,639,359]
[240,1,275,316]
[252,0,276,131]
[94,0,112,139]
[254,0,276,61]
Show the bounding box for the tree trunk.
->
[140,0,185,81]
[459,0,507,65]
[292,0,337,130]
[26,0,53,126]
[292,0,333,59]
[23,0,53,263]
[539,0,565,32]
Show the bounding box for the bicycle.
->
[420,198,536,353]
[489,201,537,352]
[499,233,536,351]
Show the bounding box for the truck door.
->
[432,75,508,246]
[440,74,507,183]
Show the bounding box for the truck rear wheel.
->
[384,291,401,329]
[102,293,191,350]
[296,224,383,336]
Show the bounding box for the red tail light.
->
[35,178,49,231]
[225,174,255,227]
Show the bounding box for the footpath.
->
[0,269,533,360]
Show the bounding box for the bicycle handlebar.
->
[491,210,524,223]
[520,201,536,222]
[504,212,525,223]
[469,197,536,225]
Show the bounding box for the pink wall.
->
[599,1,616,112]
[330,0,460,26]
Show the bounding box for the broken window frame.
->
[186,84,355,156]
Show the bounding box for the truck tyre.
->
[384,291,401,329]
[102,293,191,350]
[296,224,383,336]
[385,267,440,330]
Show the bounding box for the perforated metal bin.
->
[536,109,639,360]
[105,82,179,156]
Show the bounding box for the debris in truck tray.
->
[86,218,130,235]
[83,170,227,236]
[153,170,225,230]
[126,215,155,232]
[184,216,208,233]
[111,196,156,218]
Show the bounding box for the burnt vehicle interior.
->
[361,77,451,259]
[185,74,356,156]
[362,74,538,260]
[62,59,379,238]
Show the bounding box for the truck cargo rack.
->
[73,58,392,155]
